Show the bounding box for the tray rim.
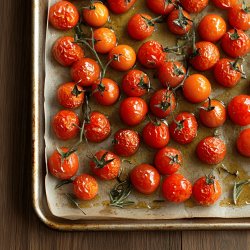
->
[31,0,250,231]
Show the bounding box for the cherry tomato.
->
[48,147,79,180]
[149,89,176,118]
[119,97,148,126]
[189,42,220,71]
[137,40,167,69]
[180,0,208,13]
[57,82,84,109]
[73,174,98,200]
[107,0,137,14]
[162,174,192,203]
[113,129,140,157]
[196,136,226,165]
[237,128,250,157]
[158,61,186,88]
[52,110,80,140]
[49,1,79,30]
[92,78,120,106]
[192,175,222,206]
[167,8,192,35]
[146,0,175,15]
[90,150,121,180]
[221,29,250,58]
[211,0,238,10]
[93,28,117,54]
[228,95,250,126]
[199,99,226,128]
[183,74,211,103]
[108,45,136,71]
[84,111,111,142]
[83,2,109,27]
[154,147,182,175]
[70,58,101,87]
[198,14,227,42]
[122,69,150,97]
[130,164,160,195]
[142,121,170,149]
[169,112,198,144]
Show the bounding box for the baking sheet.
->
[45,0,250,220]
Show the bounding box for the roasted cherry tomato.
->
[93,28,117,54]
[228,95,250,126]
[130,164,160,195]
[154,147,182,175]
[192,175,222,206]
[183,74,211,103]
[52,36,84,67]
[48,147,79,180]
[107,0,137,14]
[221,29,250,58]
[122,69,150,97]
[119,97,148,126]
[90,150,121,180]
[196,136,226,165]
[84,111,111,142]
[237,128,250,157]
[198,14,227,42]
[180,0,208,13]
[167,8,192,35]
[189,42,220,71]
[146,0,175,15]
[158,61,186,88]
[149,89,176,118]
[57,82,84,109]
[82,2,109,27]
[70,58,101,87]
[199,99,226,128]
[49,1,79,30]
[142,121,170,149]
[52,110,80,140]
[211,0,238,9]
[162,173,192,203]
[137,40,167,69]
[92,78,120,106]
[73,174,98,200]
[108,45,136,71]
[113,129,140,157]
[169,112,198,144]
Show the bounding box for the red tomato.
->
[113,129,140,157]
[180,0,208,13]
[49,1,79,30]
[90,150,121,180]
[52,110,80,140]
[196,136,226,165]
[84,112,111,142]
[162,174,192,203]
[154,147,182,175]
[169,112,198,144]
[149,89,176,118]
[137,40,167,69]
[73,174,98,200]
[92,78,120,106]
[48,147,79,180]
[211,0,238,9]
[237,128,250,157]
[228,95,250,126]
[119,97,148,126]
[70,58,101,87]
[146,0,175,15]
[130,164,160,194]
[107,0,137,14]
[192,175,222,206]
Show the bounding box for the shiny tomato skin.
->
[84,112,111,142]
[146,0,175,15]
[119,97,148,126]
[52,110,80,140]
[228,95,250,126]
[113,129,140,157]
[237,128,250,157]
[211,0,238,9]
[162,174,192,203]
[49,1,79,30]
[169,112,198,144]
[130,164,160,194]
[180,0,208,13]
[107,0,137,14]
[154,147,182,175]
[73,174,98,200]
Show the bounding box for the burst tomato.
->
[146,0,175,15]
[107,0,137,14]
[180,0,208,13]
[237,128,250,157]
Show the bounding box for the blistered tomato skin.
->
[237,128,250,157]
[211,0,238,9]
[180,0,208,13]
[107,0,137,14]
[146,0,175,15]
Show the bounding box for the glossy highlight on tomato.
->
[211,0,238,10]
[107,0,137,14]
[146,0,175,15]
[180,0,208,13]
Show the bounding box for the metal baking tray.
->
[32,0,250,230]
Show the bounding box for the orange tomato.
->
[180,0,208,13]
[237,128,250,157]
[107,0,137,14]
[146,0,175,15]
[211,0,238,9]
